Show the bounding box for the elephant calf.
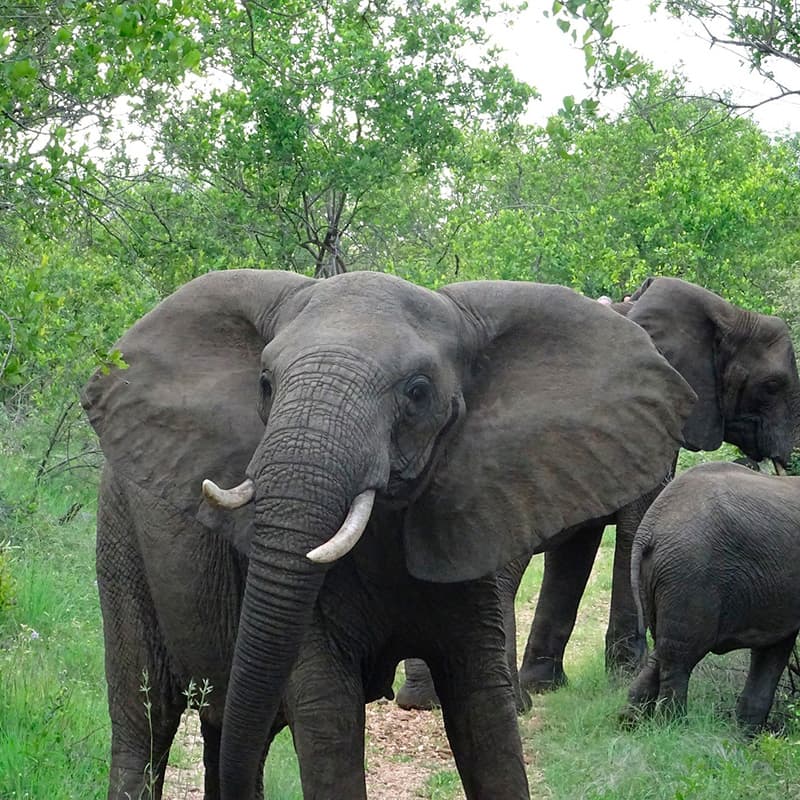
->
[621,461,800,731]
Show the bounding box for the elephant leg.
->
[653,654,693,719]
[606,477,673,674]
[98,476,184,799]
[107,703,182,800]
[619,650,661,726]
[736,632,797,732]
[498,555,533,713]
[284,622,367,800]
[200,718,223,800]
[519,524,604,693]
[395,657,440,710]
[397,554,532,715]
[429,582,529,800]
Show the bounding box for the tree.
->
[662,1,800,110]
[136,0,533,278]
[546,1,800,115]
[0,0,209,238]
[444,69,800,309]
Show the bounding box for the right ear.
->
[627,277,727,451]
[81,269,314,519]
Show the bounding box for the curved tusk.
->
[773,459,788,476]
[202,477,255,510]
[306,489,376,564]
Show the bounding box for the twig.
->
[35,401,77,483]
[0,308,14,382]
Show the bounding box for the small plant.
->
[0,541,15,612]
[424,769,461,799]
[139,669,158,800]
[183,676,213,712]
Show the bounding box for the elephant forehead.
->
[301,271,458,325]
[270,277,464,369]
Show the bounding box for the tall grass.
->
[0,425,108,799]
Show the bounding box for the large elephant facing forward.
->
[82,270,694,800]
[397,277,800,711]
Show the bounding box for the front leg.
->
[284,620,367,800]
[427,580,529,800]
[397,554,533,714]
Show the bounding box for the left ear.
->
[403,281,696,583]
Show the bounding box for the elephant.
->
[396,276,800,711]
[81,269,695,800]
[620,461,800,731]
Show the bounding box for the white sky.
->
[491,0,800,136]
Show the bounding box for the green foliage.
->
[662,1,800,81]
[135,0,534,277]
[0,545,13,612]
[0,0,212,245]
[425,769,462,798]
[445,70,800,308]
[0,435,108,799]
[0,229,160,411]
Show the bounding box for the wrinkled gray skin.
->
[82,270,695,800]
[621,462,800,731]
[397,277,800,712]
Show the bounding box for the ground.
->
[162,701,463,800]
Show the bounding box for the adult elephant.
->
[397,276,800,711]
[82,269,694,800]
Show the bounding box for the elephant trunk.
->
[219,513,328,796]
[219,372,384,798]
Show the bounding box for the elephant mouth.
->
[724,415,785,464]
[383,397,464,507]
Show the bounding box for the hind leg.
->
[620,650,661,725]
[736,633,797,732]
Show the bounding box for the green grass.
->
[4,424,800,799]
[0,437,109,799]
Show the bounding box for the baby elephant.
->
[621,461,800,731]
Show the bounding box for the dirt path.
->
[163,605,544,799]
[162,700,462,800]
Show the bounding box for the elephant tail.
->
[629,524,652,640]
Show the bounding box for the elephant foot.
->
[618,702,650,729]
[518,657,568,694]
[605,634,647,677]
[515,685,533,714]
[395,679,440,711]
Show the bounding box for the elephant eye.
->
[762,377,784,395]
[260,371,273,399]
[404,375,433,415]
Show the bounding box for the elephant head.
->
[81,269,694,797]
[627,277,800,466]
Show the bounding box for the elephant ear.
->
[403,281,696,583]
[627,276,729,451]
[81,269,313,521]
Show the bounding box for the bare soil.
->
[162,701,462,800]
[161,565,573,800]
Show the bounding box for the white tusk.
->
[306,490,376,564]
[202,477,255,509]
[773,460,788,476]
